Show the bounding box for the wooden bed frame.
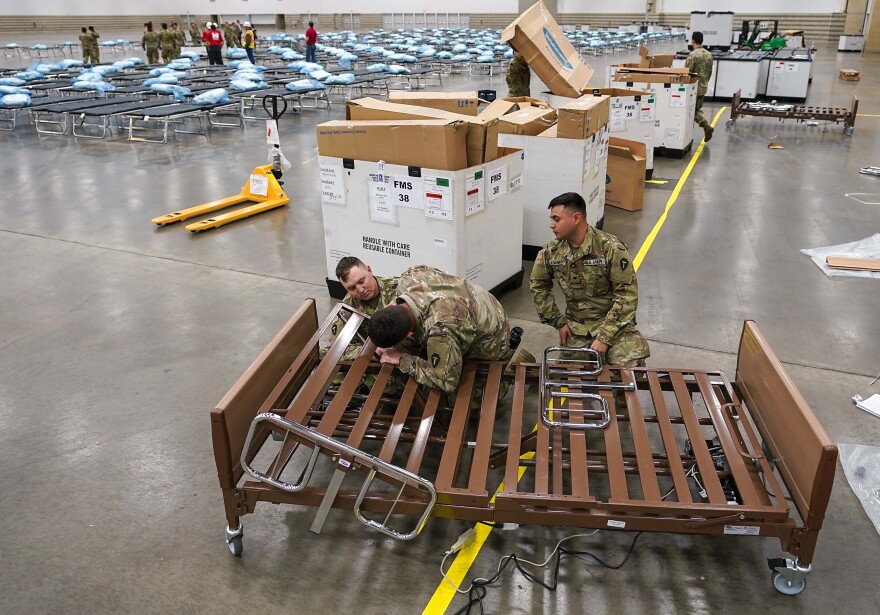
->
[210,300,837,595]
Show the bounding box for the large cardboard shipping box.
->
[498,127,610,257]
[605,137,646,212]
[497,106,558,137]
[388,91,480,115]
[480,98,519,119]
[638,45,673,69]
[503,96,553,109]
[346,98,506,166]
[315,120,469,171]
[501,1,594,98]
[556,94,610,139]
[320,152,525,294]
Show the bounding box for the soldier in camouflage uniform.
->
[172,23,186,58]
[79,27,95,64]
[506,48,531,98]
[141,24,160,65]
[685,31,714,143]
[368,265,514,395]
[530,192,650,370]
[158,23,176,63]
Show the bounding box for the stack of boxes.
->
[315,1,654,295]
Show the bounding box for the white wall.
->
[658,0,846,13]
[0,0,519,16]
[558,0,646,12]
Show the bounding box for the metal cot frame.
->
[121,101,243,144]
[211,301,837,594]
[727,88,858,135]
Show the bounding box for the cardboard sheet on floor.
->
[801,233,880,279]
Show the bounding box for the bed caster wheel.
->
[771,571,806,595]
[725,119,735,127]
[845,126,854,136]
[225,524,243,557]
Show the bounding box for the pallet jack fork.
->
[150,164,290,232]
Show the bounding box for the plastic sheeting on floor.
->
[801,233,880,279]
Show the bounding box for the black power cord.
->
[451,532,644,615]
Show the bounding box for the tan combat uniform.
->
[506,56,531,97]
[141,31,160,64]
[685,47,714,129]
[392,266,513,394]
[530,227,649,367]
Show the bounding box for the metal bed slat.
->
[345,365,395,448]
[694,373,764,507]
[552,416,564,495]
[670,372,727,504]
[378,378,420,462]
[534,403,550,495]
[567,396,590,498]
[599,370,629,501]
[315,346,376,436]
[434,363,477,491]
[468,363,502,493]
[503,366,527,490]
[646,372,692,503]
[404,389,441,475]
[284,315,362,423]
[621,370,662,501]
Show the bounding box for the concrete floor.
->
[1,33,879,614]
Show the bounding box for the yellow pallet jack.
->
[151,164,290,232]
[151,95,291,233]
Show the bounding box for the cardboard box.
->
[479,98,518,119]
[638,45,673,69]
[315,120,469,171]
[388,91,480,116]
[605,137,646,212]
[612,67,697,85]
[497,106,558,137]
[839,69,860,81]
[556,94,610,139]
[346,98,500,166]
[504,96,553,109]
[501,1,594,98]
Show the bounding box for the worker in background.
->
[203,22,225,66]
[189,22,200,45]
[78,27,95,65]
[221,22,233,48]
[141,23,160,65]
[530,192,649,373]
[368,265,516,395]
[242,21,256,64]
[201,22,211,52]
[158,23,175,63]
[305,21,318,63]
[506,48,531,97]
[171,23,185,57]
[88,26,101,64]
[686,31,714,142]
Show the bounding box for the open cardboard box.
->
[612,67,697,85]
[346,98,506,166]
[497,106,558,137]
[387,91,480,116]
[315,119,469,171]
[556,94,610,139]
[605,137,647,211]
[638,45,674,69]
[501,1,594,98]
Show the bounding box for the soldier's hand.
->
[377,347,401,366]
[558,324,573,346]
[590,339,608,357]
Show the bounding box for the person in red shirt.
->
[305,21,318,63]
[202,22,225,66]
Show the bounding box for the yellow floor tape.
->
[424,110,729,614]
[632,108,728,271]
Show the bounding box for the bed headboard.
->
[210,299,319,489]
[735,321,838,530]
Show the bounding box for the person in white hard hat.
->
[242,21,256,64]
[202,22,225,65]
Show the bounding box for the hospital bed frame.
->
[211,300,837,595]
[727,88,858,136]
